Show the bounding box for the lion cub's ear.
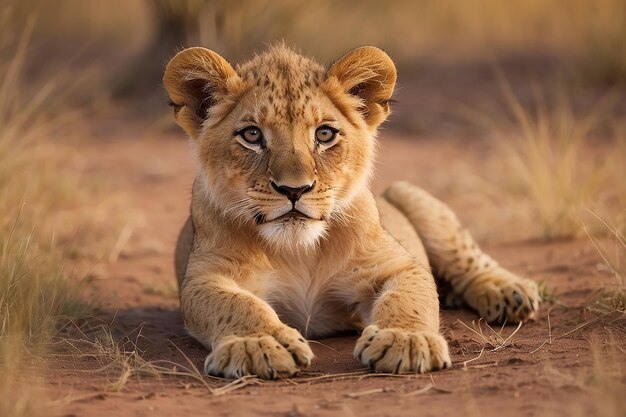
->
[163,47,241,138]
[327,46,397,129]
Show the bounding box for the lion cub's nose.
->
[271,181,316,204]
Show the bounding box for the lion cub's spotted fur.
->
[164,45,540,379]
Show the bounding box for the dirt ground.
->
[45,60,625,417]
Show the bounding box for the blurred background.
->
[1,2,625,415]
[5,0,623,233]
[4,0,626,103]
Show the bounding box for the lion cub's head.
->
[164,45,396,251]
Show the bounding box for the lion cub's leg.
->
[181,266,314,379]
[383,181,540,323]
[351,235,451,373]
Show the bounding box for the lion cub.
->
[163,45,540,379]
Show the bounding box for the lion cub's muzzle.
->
[264,179,322,223]
[271,180,316,204]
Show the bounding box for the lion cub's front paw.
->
[464,269,540,324]
[354,325,451,374]
[204,327,313,380]
[272,326,314,368]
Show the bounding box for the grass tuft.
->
[583,211,625,313]
[0,14,119,417]
[466,78,626,241]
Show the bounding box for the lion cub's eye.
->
[315,126,339,143]
[238,126,264,144]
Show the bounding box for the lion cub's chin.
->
[257,218,327,252]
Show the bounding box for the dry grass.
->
[454,319,524,352]
[583,211,626,313]
[585,339,626,417]
[461,80,626,242]
[0,233,88,417]
[0,22,81,417]
[500,93,621,240]
[53,321,263,397]
[0,17,123,417]
[542,331,626,417]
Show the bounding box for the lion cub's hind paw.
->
[465,269,540,324]
[204,331,313,380]
[354,325,451,374]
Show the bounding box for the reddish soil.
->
[45,59,625,416]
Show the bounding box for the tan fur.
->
[164,45,540,379]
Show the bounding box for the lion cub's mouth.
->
[274,209,312,222]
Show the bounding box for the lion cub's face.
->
[164,46,396,250]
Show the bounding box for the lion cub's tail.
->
[381,180,465,271]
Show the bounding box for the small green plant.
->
[143,280,179,299]
[538,280,560,304]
